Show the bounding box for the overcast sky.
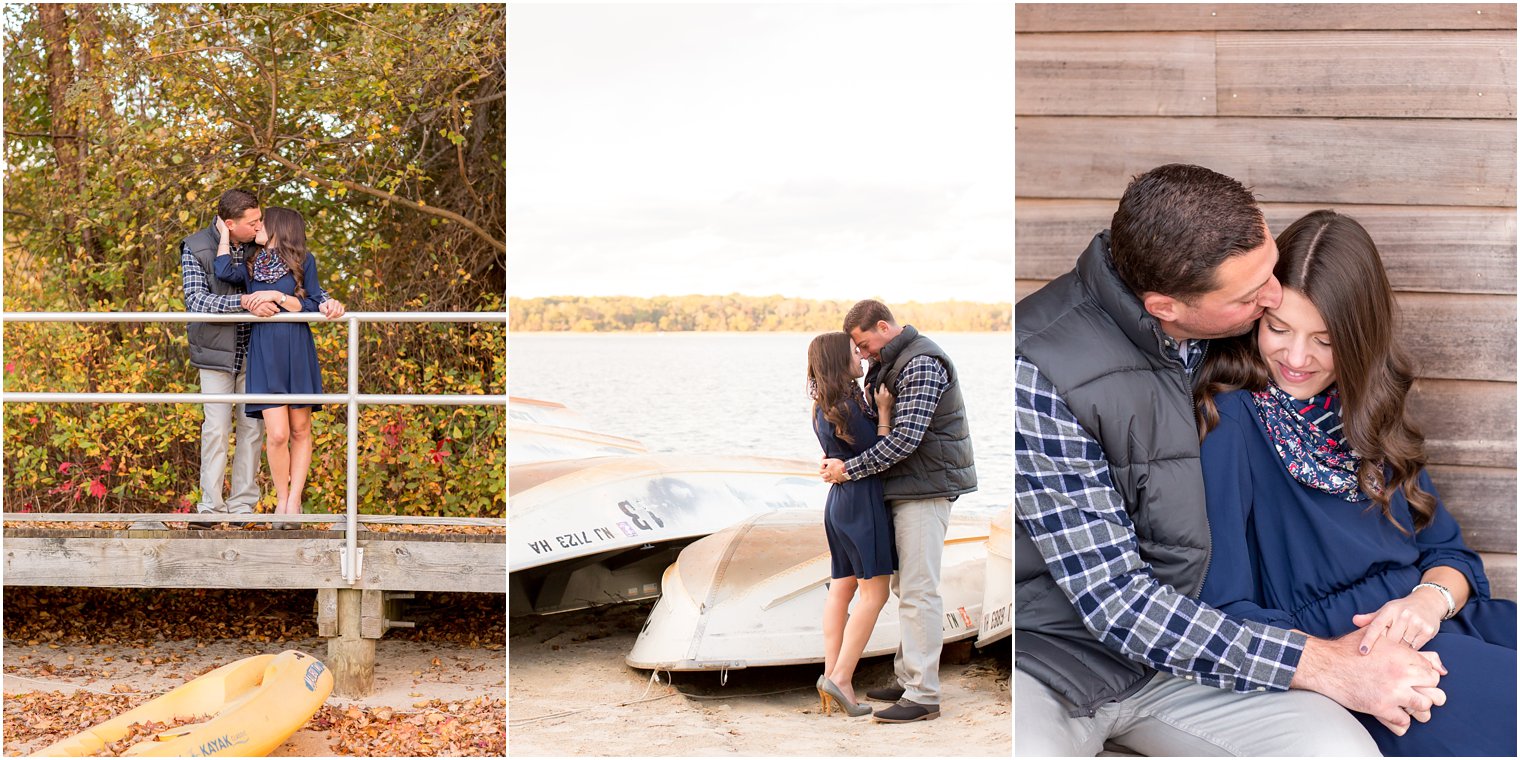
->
[506,3,1014,302]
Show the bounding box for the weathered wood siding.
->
[1016,4,1518,597]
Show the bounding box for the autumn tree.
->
[3,4,504,516]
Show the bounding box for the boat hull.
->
[510,454,826,573]
[510,454,826,616]
[31,650,333,757]
[977,507,1012,646]
[510,420,648,464]
[627,511,990,671]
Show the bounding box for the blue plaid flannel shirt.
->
[181,242,251,371]
[1015,349,1306,693]
[843,355,948,480]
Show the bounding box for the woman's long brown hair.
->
[253,206,310,300]
[807,332,862,446]
[1195,210,1435,531]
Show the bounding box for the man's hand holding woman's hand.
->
[1294,632,1447,736]
[240,290,283,317]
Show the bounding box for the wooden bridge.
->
[2,311,507,696]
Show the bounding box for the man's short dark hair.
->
[843,299,895,334]
[217,189,260,222]
[1109,164,1265,302]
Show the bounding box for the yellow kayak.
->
[31,650,333,757]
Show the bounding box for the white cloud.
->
[507,3,1014,302]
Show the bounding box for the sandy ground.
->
[509,602,1011,757]
[3,637,504,756]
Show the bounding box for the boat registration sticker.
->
[305,661,326,692]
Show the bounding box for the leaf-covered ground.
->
[3,587,504,756]
[2,587,503,649]
[3,691,506,757]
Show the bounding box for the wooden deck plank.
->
[1016,4,1515,33]
[1015,33,1216,116]
[1,536,506,593]
[0,513,505,527]
[1216,31,1515,118]
[1398,293,1515,383]
[1406,381,1516,470]
[1015,117,1517,207]
[1429,465,1517,554]
[1014,199,1516,295]
[0,528,504,543]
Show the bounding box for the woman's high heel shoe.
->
[818,677,871,717]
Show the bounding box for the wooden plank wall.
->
[1016,4,1518,598]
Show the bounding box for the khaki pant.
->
[889,496,952,704]
[1015,668,1380,756]
[197,368,263,515]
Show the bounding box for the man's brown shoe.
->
[865,684,906,703]
[871,699,940,723]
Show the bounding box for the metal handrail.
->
[0,311,507,583]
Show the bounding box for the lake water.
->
[510,332,1011,514]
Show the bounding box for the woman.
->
[807,332,896,717]
[215,206,328,530]
[1195,210,1516,756]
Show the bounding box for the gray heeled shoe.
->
[818,677,871,717]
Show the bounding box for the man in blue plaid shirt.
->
[180,189,343,529]
[822,299,977,723]
[1015,164,1446,755]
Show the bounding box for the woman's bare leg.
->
[828,574,891,704]
[822,575,857,689]
[286,407,314,516]
[262,406,292,516]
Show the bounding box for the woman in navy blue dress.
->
[215,207,327,530]
[1196,210,1515,756]
[806,331,896,717]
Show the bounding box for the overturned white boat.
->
[510,454,827,616]
[509,397,647,464]
[977,507,1012,646]
[627,510,990,671]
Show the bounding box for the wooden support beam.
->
[316,588,338,638]
[327,588,375,698]
[1,534,506,592]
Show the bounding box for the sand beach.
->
[509,602,1011,757]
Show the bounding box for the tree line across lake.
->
[510,295,1012,333]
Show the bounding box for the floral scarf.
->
[1249,383,1377,502]
[250,247,291,284]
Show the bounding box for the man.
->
[180,189,344,529]
[821,299,977,723]
[1015,164,1445,755]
